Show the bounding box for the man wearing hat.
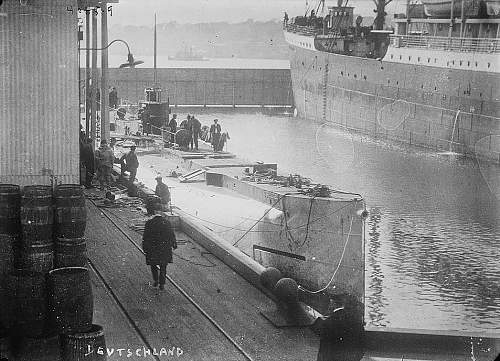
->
[120,145,139,185]
[209,119,221,152]
[95,139,114,188]
[155,176,171,211]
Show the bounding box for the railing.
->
[284,23,322,37]
[390,35,500,53]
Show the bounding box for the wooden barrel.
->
[54,184,87,238]
[13,335,61,361]
[55,238,87,268]
[61,324,106,361]
[48,267,93,334]
[0,234,17,277]
[20,185,53,244]
[5,271,49,337]
[0,184,21,236]
[16,241,54,274]
[0,334,13,360]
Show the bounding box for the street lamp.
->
[81,39,144,68]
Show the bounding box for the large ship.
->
[284,0,500,162]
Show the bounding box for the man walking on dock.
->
[142,215,177,290]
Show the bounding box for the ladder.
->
[321,61,329,122]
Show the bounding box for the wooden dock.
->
[85,193,320,361]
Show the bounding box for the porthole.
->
[388,79,390,84]
[467,61,470,66]
[428,58,430,63]
[408,56,411,61]
[354,74,357,78]
[475,62,478,67]
[460,60,463,66]
[363,75,367,80]
[399,55,402,60]
[391,54,394,59]
[488,62,491,68]
[341,71,344,75]
[418,57,421,62]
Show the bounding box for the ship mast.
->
[154,13,158,86]
[373,0,392,30]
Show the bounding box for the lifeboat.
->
[421,0,499,18]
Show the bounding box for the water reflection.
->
[175,109,500,331]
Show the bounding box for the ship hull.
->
[287,42,500,163]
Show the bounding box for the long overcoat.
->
[142,216,177,265]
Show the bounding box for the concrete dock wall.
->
[83,68,293,107]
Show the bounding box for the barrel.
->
[0,234,17,277]
[55,238,87,268]
[5,271,50,337]
[0,334,12,360]
[48,267,93,334]
[16,241,54,274]
[13,335,61,361]
[61,324,106,361]
[20,185,53,244]
[0,184,21,235]
[54,184,87,238]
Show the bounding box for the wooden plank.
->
[85,201,247,361]
[100,203,320,361]
[91,269,157,361]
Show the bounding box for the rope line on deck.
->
[88,199,255,361]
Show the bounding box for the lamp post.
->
[81,38,143,146]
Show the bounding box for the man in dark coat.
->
[168,114,178,143]
[142,215,177,290]
[81,137,95,189]
[209,119,221,152]
[190,116,201,151]
[120,145,139,185]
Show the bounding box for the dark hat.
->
[130,145,136,150]
[100,139,107,144]
[155,175,162,180]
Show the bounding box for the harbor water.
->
[171,109,500,333]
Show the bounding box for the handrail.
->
[390,34,500,53]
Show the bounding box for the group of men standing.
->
[166,114,225,152]
[80,137,139,190]
[167,114,202,151]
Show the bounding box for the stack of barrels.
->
[0,184,106,361]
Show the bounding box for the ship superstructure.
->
[284,0,500,162]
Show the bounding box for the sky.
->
[107,0,407,26]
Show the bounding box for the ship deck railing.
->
[285,23,323,36]
[390,34,500,53]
